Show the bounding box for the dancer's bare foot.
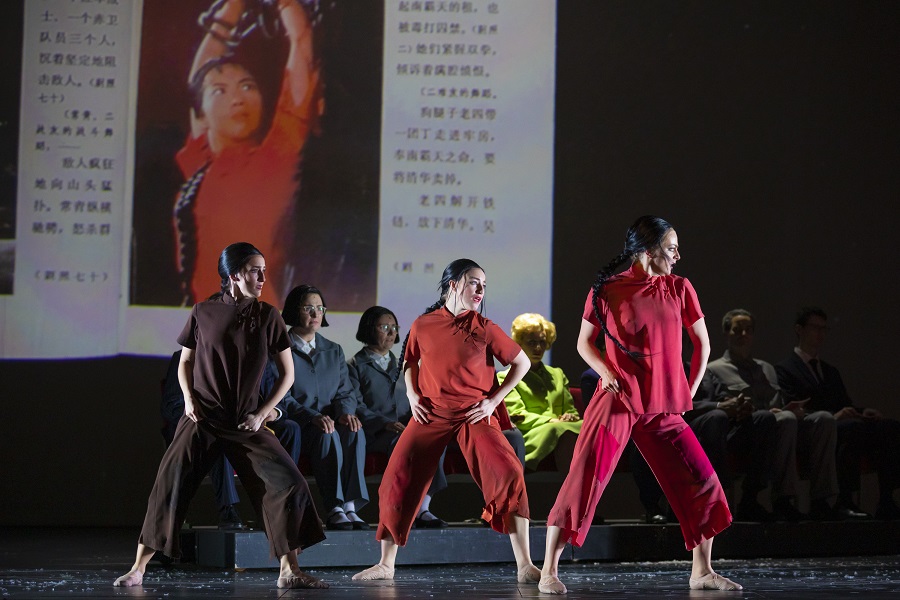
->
[112,569,143,587]
[689,572,742,590]
[517,564,541,583]
[352,563,395,581]
[538,575,567,594]
[277,567,328,589]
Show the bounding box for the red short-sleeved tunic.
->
[583,264,703,414]
[404,307,522,408]
[177,294,291,426]
[175,70,318,306]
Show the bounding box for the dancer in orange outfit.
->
[539,216,741,594]
[353,259,541,584]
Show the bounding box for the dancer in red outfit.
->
[539,216,741,594]
[353,259,541,584]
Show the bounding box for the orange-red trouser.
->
[548,395,732,550]
[376,403,530,546]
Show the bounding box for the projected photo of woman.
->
[130,0,380,309]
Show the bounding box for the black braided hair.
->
[392,258,483,385]
[591,216,673,359]
[211,241,264,300]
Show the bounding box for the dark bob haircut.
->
[282,284,329,327]
[356,306,399,346]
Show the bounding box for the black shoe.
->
[875,500,900,521]
[414,510,450,529]
[835,500,870,520]
[809,500,868,521]
[836,506,870,520]
[218,504,246,530]
[735,500,773,523]
[345,510,371,530]
[645,512,668,525]
[325,510,354,531]
[771,498,804,523]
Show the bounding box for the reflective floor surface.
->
[1,528,898,599]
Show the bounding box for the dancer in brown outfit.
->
[113,242,327,590]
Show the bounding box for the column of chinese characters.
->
[389,0,501,273]
[21,0,130,287]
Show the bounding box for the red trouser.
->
[548,395,732,550]
[376,404,530,546]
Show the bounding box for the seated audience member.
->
[708,309,852,521]
[776,307,900,520]
[498,313,582,473]
[581,366,727,524]
[162,350,301,530]
[348,306,449,528]
[263,285,369,530]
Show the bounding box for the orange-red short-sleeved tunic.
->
[404,307,522,409]
[175,70,318,307]
[583,264,703,414]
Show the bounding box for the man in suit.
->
[776,307,900,520]
[707,309,847,521]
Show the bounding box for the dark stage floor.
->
[1,528,899,599]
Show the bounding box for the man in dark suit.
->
[776,307,900,520]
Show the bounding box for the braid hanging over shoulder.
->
[590,251,647,360]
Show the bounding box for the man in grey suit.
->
[707,309,843,521]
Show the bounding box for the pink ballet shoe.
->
[517,564,541,583]
[277,568,329,589]
[112,569,143,587]
[689,573,742,590]
[352,563,395,581]
[538,575,567,594]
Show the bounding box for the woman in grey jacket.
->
[348,306,448,528]
[265,284,369,530]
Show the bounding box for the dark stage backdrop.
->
[1,1,899,526]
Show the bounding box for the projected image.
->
[130,0,380,310]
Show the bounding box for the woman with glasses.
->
[348,306,449,528]
[262,284,370,530]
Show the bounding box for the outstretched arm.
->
[188,0,246,138]
[278,0,315,108]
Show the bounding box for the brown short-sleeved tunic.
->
[138,294,325,558]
